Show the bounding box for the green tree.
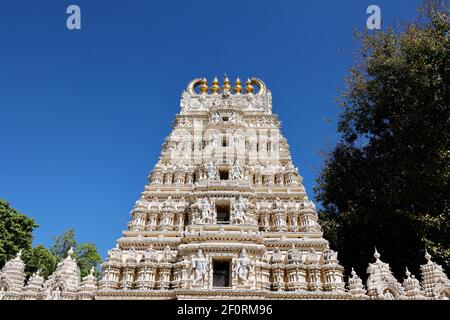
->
[50,228,77,260]
[75,243,102,278]
[50,229,102,277]
[0,199,38,268]
[315,0,450,279]
[22,245,56,279]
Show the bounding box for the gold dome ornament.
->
[200,78,208,94]
[211,77,220,94]
[222,75,231,92]
[234,77,242,94]
[245,78,254,94]
[186,78,203,95]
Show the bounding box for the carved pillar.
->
[157,248,173,290]
[262,209,271,231]
[175,211,185,231]
[300,201,321,233]
[129,212,147,232]
[255,260,271,290]
[264,173,275,185]
[322,265,345,292]
[174,169,186,185]
[272,209,287,232]
[285,247,307,291]
[172,259,190,289]
[286,263,308,291]
[135,250,158,290]
[159,213,172,231]
[185,169,194,185]
[254,171,262,186]
[287,210,299,232]
[270,248,286,291]
[122,262,137,290]
[150,168,163,185]
[163,171,173,185]
[99,261,122,290]
[146,204,159,231]
[275,172,284,186]
[307,266,322,291]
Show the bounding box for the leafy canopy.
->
[315,0,450,278]
[0,199,38,267]
[51,229,102,277]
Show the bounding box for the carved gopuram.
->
[2,77,448,300]
[93,77,449,300]
[95,76,347,300]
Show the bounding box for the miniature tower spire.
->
[222,74,231,92]
[211,76,220,94]
[234,77,242,94]
[200,78,208,94]
[245,78,254,94]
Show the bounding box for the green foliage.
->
[22,245,56,279]
[75,243,102,278]
[0,201,102,279]
[0,199,38,268]
[50,228,77,261]
[50,229,102,277]
[315,0,450,278]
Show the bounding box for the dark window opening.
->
[222,117,229,122]
[219,169,229,180]
[222,137,227,147]
[216,204,230,223]
[213,260,230,287]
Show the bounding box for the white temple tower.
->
[0,77,448,301]
[96,76,348,300]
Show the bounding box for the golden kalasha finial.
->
[200,78,208,94]
[234,77,242,94]
[211,76,220,94]
[222,74,231,92]
[245,78,254,94]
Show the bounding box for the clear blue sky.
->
[0,0,423,257]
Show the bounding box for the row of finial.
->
[187,76,267,95]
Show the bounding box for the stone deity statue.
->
[211,112,221,123]
[232,196,247,224]
[192,249,208,284]
[51,287,62,300]
[197,198,212,224]
[235,249,253,283]
[384,291,394,300]
[230,161,242,180]
[206,161,218,180]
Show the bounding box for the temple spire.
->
[234,77,242,94]
[222,74,231,92]
[211,76,219,94]
[245,78,254,94]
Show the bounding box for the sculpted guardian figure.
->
[51,287,62,300]
[230,160,243,180]
[232,196,247,224]
[235,249,253,283]
[211,112,221,123]
[192,249,208,284]
[197,198,212,224]
[206,161,218,180]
